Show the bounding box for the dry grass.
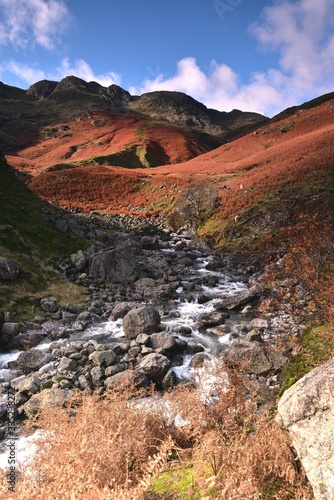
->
[0,362,314,499]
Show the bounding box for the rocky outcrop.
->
[276,359,334,500]
[89,240,137,283]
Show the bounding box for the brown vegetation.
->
[0,362,314,499]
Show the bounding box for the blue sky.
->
[0,0,333,117]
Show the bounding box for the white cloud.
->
[131,0,334,116]
[5,60,46,83]
[1,57,122,88]
[53,58,122,87]
[0,0,70,50]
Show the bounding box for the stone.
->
[104,370,149,391]
[7,331,46,350]
[123,306,161,340]
[58,357,78,372]
[276,359,334,500]
[162,369,177,390]
[23,387,74,417]
[16,349,54,372]
[89,350,117,368]
[189,352,212,368]
[227,341,272,376]
[90,367,103,387]
[214,284,263,311]
[40,297,59,313]
[89,240,137,283]
[0,257,20,281]
[136,353,171,385]
[149,332,176,352]
[16,375,41,395]
[249,318,269,330]
[197,311,228,329]
[140,236,161,250]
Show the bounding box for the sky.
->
[0,0,333,117]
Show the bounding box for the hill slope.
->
[27,93,334,251]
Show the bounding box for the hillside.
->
[26,92,334,252]
[0,77,266,177]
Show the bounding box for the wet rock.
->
[162,369,177,390]
[197,311,228,329]
[175,326,192,336]
[214,284,263,311]
[7,331,46,351]
[187,342,205,354]
[140,236,161,250]
[123,306,161,340]
[189,352,212,368]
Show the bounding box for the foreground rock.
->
[276,359,334,500]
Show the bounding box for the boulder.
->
[123,306,161,340]
[16,349,54,372]
[89,240,137,283]
[140,236,161,250]
[0,257,20,281]
[7,331,46,351]
[104,370,149,391]
[136,353,171,385]
[276,359,334,500]
[149,332,176,352]
[40,297,59,313]
[16,375,41,395]
[23,387,74,417]
[227,340,286,376]
[197,311,228,329]
[89,350,118,368]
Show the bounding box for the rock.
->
[2,322,23,343]
[89,350,117,368]
[189,352,212,368]
[245,329,263,342]
[149,332,176,352]
[197,311,228,329]
[140,236,161,250]
[175,326,192,336]
[58,357,78,372]
[0,257,20,281]
[23,387,74,417]
[7,331,46,350]
[136,333,150,345]
[249,318,269,330]
[123,306,161,340]
[162,369,177,390]
[40,297,59,313]
[16,349,54,372]
[16,375,41,395]
[276,359,334,500]
[214,284,263,310]
[227,341,273,376]
[108,301,140,321]
[70,250,88,271]
[104,370,149,390]
[89,240,137,283]
[90,367,103,387]
[136,353,171,385]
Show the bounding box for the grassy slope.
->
[0,153,84,312]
